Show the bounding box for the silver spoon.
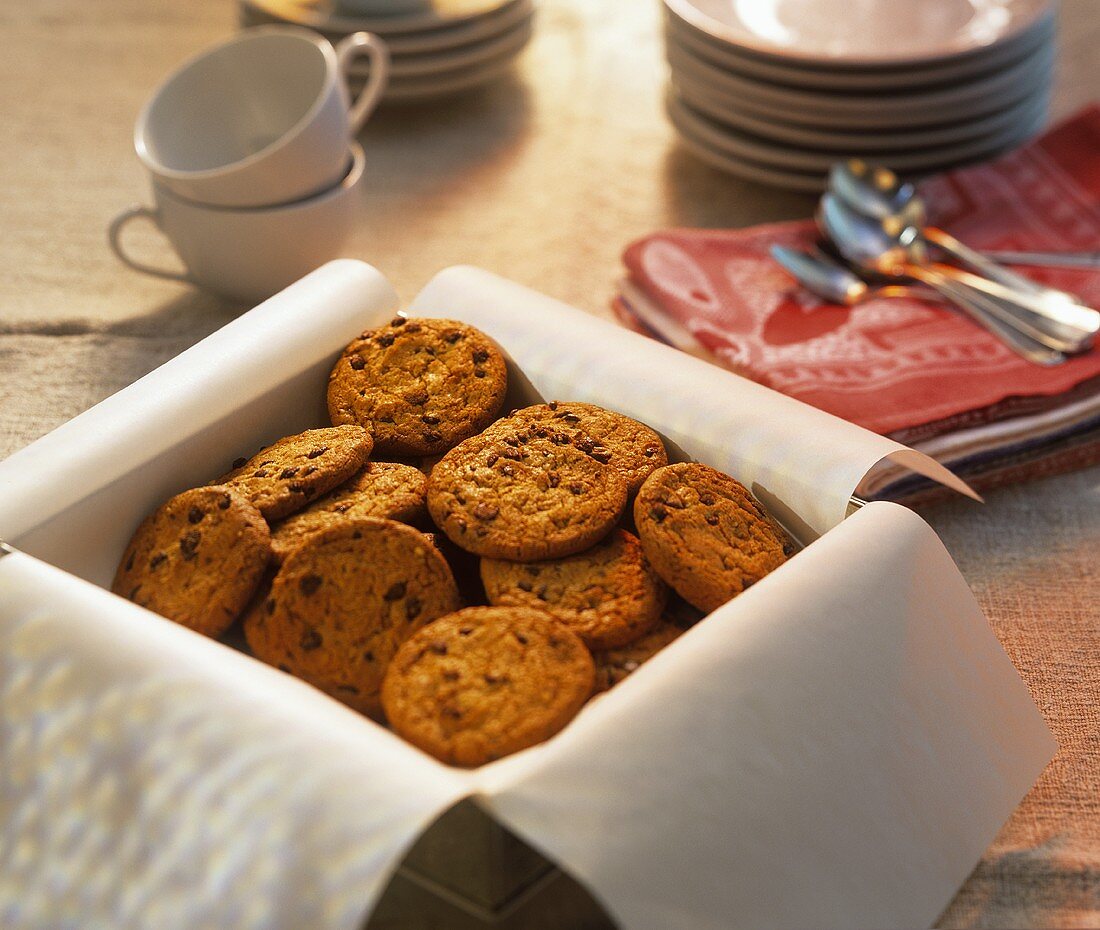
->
[815,198,1065,366]
[820,193,1090,354]
[829,160,1100,336]
[770,245,928,304]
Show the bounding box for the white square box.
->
[0,261,1054,930]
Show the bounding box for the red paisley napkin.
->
[620,106,1100,442]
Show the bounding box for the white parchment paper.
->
[0,261,1053,930]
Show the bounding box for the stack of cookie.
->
[112,315,794,766]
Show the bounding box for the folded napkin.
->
[617,105,1100,501]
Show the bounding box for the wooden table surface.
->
[1,1,1097,927]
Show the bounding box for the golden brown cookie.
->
[500,402,668,494]
[112,486,271,638]
[381,606,595,766]
[634,463,789,612]
[327,317,508,457]
[269,461,428,563]
[592,620,685,692]
[480,529,666,649]
[214,425,373,521]
[244,518,461,717]
[427,422,628,560]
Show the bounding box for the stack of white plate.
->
[240,0,534,103]
[662,0,1056,191]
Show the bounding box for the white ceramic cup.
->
[109,143,365,304]
[134,27,388,208]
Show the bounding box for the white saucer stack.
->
[240,0,534,103]
[662,0,1056,191]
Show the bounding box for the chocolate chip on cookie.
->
[634,463,788,612]
[381,606,595,766]
[327,317,508,457]
[480,529,666,649]
[426,422,629,560]
[244,517,461,717]
[269,460,428,563]
[500,402,668,495]
[214,425,373,521]
[592,620,685,692]
[112,486,272,638]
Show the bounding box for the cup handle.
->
[108,205,193,283]
[337,32,391,135]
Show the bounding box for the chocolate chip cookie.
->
[634,463,789,612]
[500,402,668,494]
[215,425,373,521]
[244,517,461,717]
[381,606,595,766]
[592,620,685,692]
[426,422,629,560]
[270,461,428,563]
[327,317,508,457]
[112,486,271,638]
[480,529,666,649]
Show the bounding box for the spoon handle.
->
[983,249,1100,270]
[928,263,1097,353]
[923,226,1089,309]
[904,265,1066,366]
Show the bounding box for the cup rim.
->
[152,141,366,214]
[134,25,342,183]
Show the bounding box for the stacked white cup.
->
[110,26,390,304]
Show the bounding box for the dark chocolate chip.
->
[473,502,499,521]
[651,506,667,523]
[421,414,440,425]
[364,650,375,662]
[472,349,489,363]
[514,632,528,645]
[288,482,307,494]
[348,355,366,370]
[179,530,201,560]
[474,369,486,378]
[384,581,407,601]
[459,626,474,636]
[231,457,248,469]
[306,446,328,459]
[149,552,167,570]
[705,513,720,526]
[518,579,533,592]
[423,430,443,444]
[299,573,322,596]
[429,641,448,655]
[187,506,205,524]
[643,443,660,458]
[377,332,395,347]
[252,469,269,478]
[406,597,423,620]
[443,670,459,681]
[124,551,135,572]
[699,492,716,505]
[390,316,406,327]
[300,628,322,650]
[279,467,298,480]
[218,493,232,509]
[444,330,462,344]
